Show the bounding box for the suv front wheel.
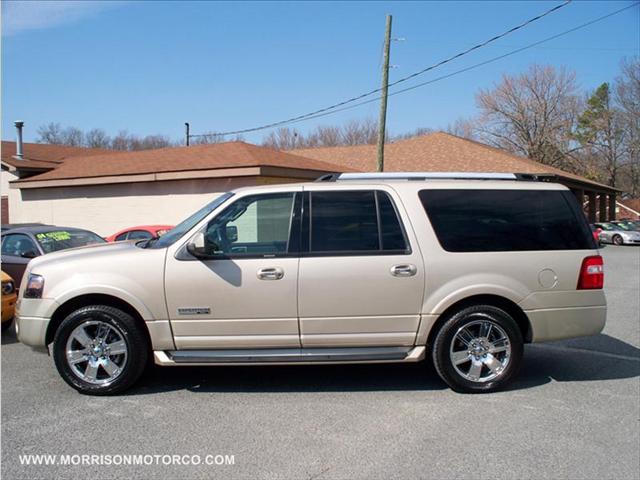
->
[53,305,148,395]
[432,305,523,393]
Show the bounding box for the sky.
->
[1,0,639,145]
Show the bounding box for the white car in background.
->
[594,222,640,246]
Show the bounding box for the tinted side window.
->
[419,189,593,252]
[308,191,408,254]
[115,233,128,241]
[310,191,379,252]
[127,230,153,240]
[378,191,408,251]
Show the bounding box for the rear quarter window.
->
[419,189,594,252]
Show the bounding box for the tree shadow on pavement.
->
[129,333,639,396]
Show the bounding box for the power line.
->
[236,1,640,129]
[190,0,572,138]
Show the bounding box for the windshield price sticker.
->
[36,231,72,242]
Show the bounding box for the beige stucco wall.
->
[10,176,299,237]
[1,168,21,223]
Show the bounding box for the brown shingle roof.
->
[1,141,111,170]
[16,141,348,183]
[291,131,613,191]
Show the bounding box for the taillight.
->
[577,255,604,290]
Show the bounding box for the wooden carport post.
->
[587,192,597,223]
[608,194,617,221]
[599,194,608,222]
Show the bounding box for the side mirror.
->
[226,225,238,243]
[186,232,217,259]
[21,250,38,259]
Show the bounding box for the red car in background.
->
[105,225,174,242]
[590,224,602,244]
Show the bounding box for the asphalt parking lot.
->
[1,246,639,480]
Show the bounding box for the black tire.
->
[1,318,12,333]
[612,235,623,246]
[53,305,148,395]
[432,305,523,393]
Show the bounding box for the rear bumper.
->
[526,305,606,342]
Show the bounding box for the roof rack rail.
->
[314,173,342,182]
[314,172,548,182]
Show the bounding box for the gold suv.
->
[15,173,606,395]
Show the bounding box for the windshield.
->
[150,193,234,249]
[615,223,633,231]
[35,230,105,253]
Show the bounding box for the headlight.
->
[24,274,45,299]
[1,281,14,295]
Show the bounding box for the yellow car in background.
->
[1,271,17,333]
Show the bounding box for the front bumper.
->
[1,294,17,323]
[15,298,59,349]
[15,315,49,349]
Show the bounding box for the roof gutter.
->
[10,166,334,189]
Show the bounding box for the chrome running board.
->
[154,346,425,366]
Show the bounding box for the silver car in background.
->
[595,222,640,246]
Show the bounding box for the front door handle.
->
[390,264,417,277]
[257,267,284,280]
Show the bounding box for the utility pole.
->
[185,122,190,146]
[376,14,392,172]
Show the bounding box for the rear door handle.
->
[390,264,417,277]
[257,267,284,280]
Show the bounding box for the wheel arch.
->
[425,294,532,348]
[45,293,152,350]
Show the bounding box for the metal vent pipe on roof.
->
[14,120,24,160]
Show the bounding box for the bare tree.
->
[341,118,378,145]
[111,130,132,151]
[36,123,85,146]
[444,118,476,140]
[262,118,425,149]
[133,135,172,150]
[615,58,640,196]
[393,127,432,141]
[36,122,65,144]
[262,127,305,150]
[475,65,582,170]
[85,128,111,148]
[192,132,229,145]
[61,127,84,146]
[305,125,342,147]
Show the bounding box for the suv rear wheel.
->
[432,305,523,393]
[53,305,148,395]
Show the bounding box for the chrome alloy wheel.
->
[65,321,128,385]
[449,319,511,383]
